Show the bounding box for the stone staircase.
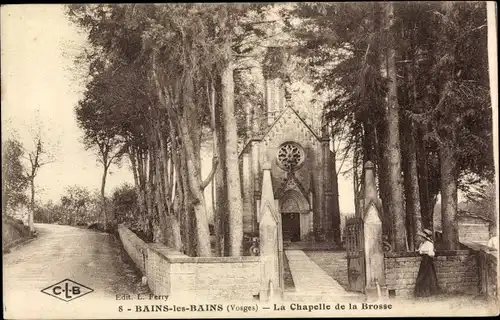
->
[283,250,364,302]
[305,251,349,290]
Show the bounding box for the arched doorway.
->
[280,190,310,242]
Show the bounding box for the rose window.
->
[276,142,305,171]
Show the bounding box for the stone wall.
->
[118,225,148,274]
[118,225,260,301]
[2,217,31,250]
[384,250,479,297]
[458,217,490,245]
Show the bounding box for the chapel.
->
[238,73,341,244]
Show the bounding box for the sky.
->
[1,5,135,202]
[0,4,357,215]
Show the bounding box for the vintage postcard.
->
[2,2,499,319]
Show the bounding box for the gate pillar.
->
[362,161,385,297]
[259,163,284,301]
[346,161,386,297]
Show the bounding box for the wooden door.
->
[282,213,300,242]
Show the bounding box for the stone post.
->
[259,163,284,301]
[362,161,386,298]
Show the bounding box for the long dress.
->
[414,240,441,297]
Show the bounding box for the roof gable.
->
[238,105,323,158]
[261,105,322,143]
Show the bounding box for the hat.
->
[417,229,433,241]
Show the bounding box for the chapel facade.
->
[238,75,341,244]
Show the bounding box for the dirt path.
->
[3,223,148,319]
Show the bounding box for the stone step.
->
[283,291,364,302]
[285,249,358,299]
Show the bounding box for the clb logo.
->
[41,279,94,302]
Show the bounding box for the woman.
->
[414,228,441,297]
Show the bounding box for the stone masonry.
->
[118,225,260,301]
[384,250,480,297]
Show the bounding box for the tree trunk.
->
[353,150,360,217]
[407,45,423,248]
[402,119,423,251]
[375,121,392,243]
[29,177,35,234]
[158,132,183,250]
[330,146,341,244]
[179,72,211,257]
[383,2,406,252]
[212,77,227,256]
[172,127,187,254]
[129,150,147,228]
[376,34,393,244]
[221,64,244,256]
[134,149,151,238]
[439,142,459,250]
[363,118,378,163]
[100,164,109,227]
[145,153,155,240]
[177,139,195,256]
[153,145,167,245]
[179,132,211,256]
[416,130,432,230]
[402,130,413,249]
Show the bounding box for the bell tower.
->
[262,46,288,129]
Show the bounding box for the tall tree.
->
[24,135,54,234]
[68,4,265,256]
[382,2,406,251]
[76,73,126,228]
[2,138,29,216]
[410,2,492,249]
[220,63,244,256]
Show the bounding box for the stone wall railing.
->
[384,250,479,298]
[118,225,260,301]
[118,225,148,274]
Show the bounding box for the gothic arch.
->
[279,189,310,213]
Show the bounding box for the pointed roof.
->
[238,105,324,158]
[261,105,322,142]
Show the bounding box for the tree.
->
[60,186,93,226]
[75,58,126,229]
[288,2,397,243]
[23,135,54,234]
[67,4,263,256]
[221,63,244,256]
[408,2,492,249]
[288,2,493,250]
[382,2,406,251]
[465,182,497,226]
[110,183,138,226]
[2,138,29,216]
